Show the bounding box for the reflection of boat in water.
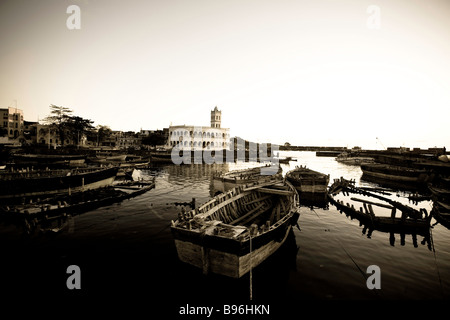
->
[211,165,282,195]
[171,180,300,278]
[328,178,432,247]
[0,166,120,202]
[285,166,330,206]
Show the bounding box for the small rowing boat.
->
[171,179,300,278]
[211,164,282,194]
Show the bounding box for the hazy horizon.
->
[1,0,449,150]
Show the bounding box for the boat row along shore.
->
[2,148,450,278]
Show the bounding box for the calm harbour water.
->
[1,151,449,315]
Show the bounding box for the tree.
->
[43,105,73,146]
[96,125,112,146]
[141,133,166,147]
[66,116,95,147]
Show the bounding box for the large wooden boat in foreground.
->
[171,180,300,278]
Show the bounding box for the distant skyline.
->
[1,0,449,150]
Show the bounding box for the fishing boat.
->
[360,163,433,185]
[12,153,86,167]
[149,151,174,163]
[278,156,293,164]
[0,178,156,220]
[335,152,374,165]
[171,179,300,278]
[285,166,330,205]
[428,185,450,202]
[0,166,120,202]
[328,178,431,234]
[88,153,128,163]
[211,164,282,194]
[431,201,450,229]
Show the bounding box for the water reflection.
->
[1,151,449,302]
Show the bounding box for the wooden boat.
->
[360,163,432,184]
[89,154,128,163]
[335,152,374,165]
[150,151,174,163]
[0,178,156,221]
[279,156,293,164]
[428,185,450,200]
[431,201,450,229]
[171,179,300,278]
[328,178,431,234]
[12,154,86,167]
[211,164,282,194]
[285,166,329,206]
[0,166,119,202]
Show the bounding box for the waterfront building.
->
[116,131,140,150]
[23,121,39,144]
[36,124,83,148]
[167,106,230,150]
[0,107,24,141]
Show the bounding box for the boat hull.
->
[211,165,282,194]
[173,224,293,278]
[286,166,329,205]
[360,164,430,183]
[0,167,119,200]
[171,180,300,278]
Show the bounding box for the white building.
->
[168,106,230,150]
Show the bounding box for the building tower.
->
[210,106,221,128]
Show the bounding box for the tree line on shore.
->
[41,104,165,148]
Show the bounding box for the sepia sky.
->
[1,0,449,149]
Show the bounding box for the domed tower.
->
[210,106,221,128]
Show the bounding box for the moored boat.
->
[0,166,119,202]
[171,180,300,278]
[328,178,431,235]
[12,153,86,167]
[211,164,282,194]
[285,166,330,205]
[361,163,433,185]
[1,178,156,233]
[335,152,374,165]
[431,201,450,229]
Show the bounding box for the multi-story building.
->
[23,121,38,144]
[36,124,80,147]
[116,131,140,149]
[0,107,24,140]
[167,106,230,150]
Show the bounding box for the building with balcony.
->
[167,106,230,150]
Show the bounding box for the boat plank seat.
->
[229,202,267,226]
